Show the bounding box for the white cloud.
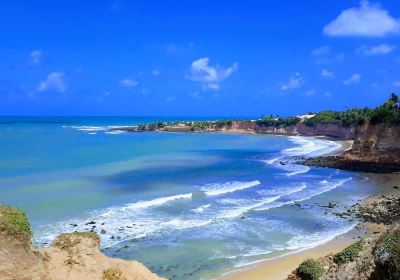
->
[305,89,315,96]
[324,1,400,37]
[152,70,160,76]
[311,46,345,63]
[357,44,396,55]
[321,69,335,78]
[343,74,361,85]
[393,81,400,87]
[37,72,67,93]
[189,57,238,91]
[311,46,331,56]
[202,83,220,91]
[280,73,303,91]
[119,79,138,87]
[30,50,43,65]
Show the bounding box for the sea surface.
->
[0,117,377,280]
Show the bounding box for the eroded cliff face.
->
[345,123,400,163]
[222,121,400,163]
[0,231,166,280]
[222,120,356,139]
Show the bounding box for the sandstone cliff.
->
[222,120,356,139]
[344,122,400,163]
[0,206,165,280]
[221,120,400,164]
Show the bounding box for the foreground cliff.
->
[0,205,165,280]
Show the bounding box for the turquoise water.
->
[0,117,376,280]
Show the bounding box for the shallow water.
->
[0,117,376,280]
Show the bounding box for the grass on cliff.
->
[0,205,32,243]
[373,230,400,279]
[333,239,364,265]
[53,231,100,250]
[296,259,325,280]
[102,268,127,280]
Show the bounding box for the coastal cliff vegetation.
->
[257,93,400,128]
[0,205,165,280]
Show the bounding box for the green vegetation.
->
[304,108,370,127]
[53,232,100,250]
[102,268,127,280]
[215,119,233,128]
[256,116,300,127]
[333,239,364,264]
[304,93,400,127]
[0,205,32,243]
[373,230,400,279]
[297,259,325,280]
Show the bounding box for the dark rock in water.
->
[240,216,246,219]
[394,186,399,190]
[70,224,78,227]
[324,202,337,208]
[85,221,96,225]
[299,156,400,174]
[111,235,115,240]
[100,229,106,234]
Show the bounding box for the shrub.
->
[0,205,32,244]
[102,268,127,280]
[297,259,325,280]
[256,116,300,127]
[53,232,100,250]
[373,230,400,279]
[333,239,364,264]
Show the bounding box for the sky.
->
[0,0,400,117]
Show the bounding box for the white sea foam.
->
[233,223,356,269]
[284,136,341,157]
[254,177,352,211]
[285,223,356,251]
[192,204,211,213]
[163,218,212,230]
[285,166,310,176]
[201,180,261,196]
[71,125,108,132]
[105,130,125,135]
[217,195,281,219]
[34,193,193,247]
[263,156,283,164]
[122,193,192,211]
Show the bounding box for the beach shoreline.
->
[218,139,400,280]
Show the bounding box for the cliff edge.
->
[0,205,165,280]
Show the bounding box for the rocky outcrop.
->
[286,192,400,280]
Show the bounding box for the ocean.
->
[0,117,377,280]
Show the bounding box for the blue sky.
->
[1,0,399,116]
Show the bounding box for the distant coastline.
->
[107,94,400,174]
